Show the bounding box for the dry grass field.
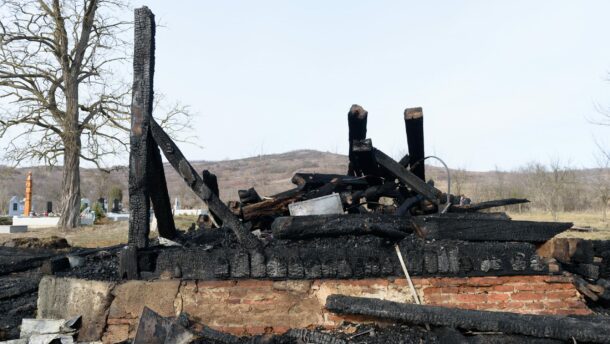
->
[0,215,199,248]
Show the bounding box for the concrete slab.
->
[0,225,28,233]
[13,217,59,229]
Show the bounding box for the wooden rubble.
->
[118,7,610,343]
[326,294,610,343]
[123,6,578,277]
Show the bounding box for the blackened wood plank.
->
[404,107,425,181]
[202,170,219,197]
[374,148,442,202]
[238,187,262,205]
[325,295,610,343]
[347,104,368,176]
[272,214,413,240]
[149,118,261,251]
[128,7,157,248]
[450,198,530,213]
[241,190,305,221]
[412,215,572,242]
[119,245,139,280]
[141,236,551,279]
[291,173,372,190]
[147,136,177,240]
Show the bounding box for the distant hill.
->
[0,149,607,214]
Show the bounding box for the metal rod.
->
[394,243,430,331]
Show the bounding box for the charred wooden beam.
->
[347,104,368,176]
[238,187,262,205]
[128,7,156,248]
[363,181,401,201]
[437,212,512,220]
[325,295,610,343]
[149,118,261,251]
[398,153,410,168]
[374,148,442,202]
[148,136,177,240]
[202,170,219,197]
[352,138,384,177]
[285,329,347,344]
[271,214,413,240]
[241,190,305,221]
[450,198,530,213]
[404,107,425,181]
[396,195,423,216]
[127,7,176,246]
[412,215,571,242]
[291,173,372,190]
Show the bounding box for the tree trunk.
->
[58,78,81,230]
[58,136,81,229]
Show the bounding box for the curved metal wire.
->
[411,155,451,213]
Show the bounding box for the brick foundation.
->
[95,275,590,342]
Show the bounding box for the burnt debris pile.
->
[3,6,610,344]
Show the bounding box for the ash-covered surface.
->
[55,247,121,281]
[188,323,567,344]
[0,271,40,340]
[0,244,122,340]
[140,227,550,281]
[188,324,436,344]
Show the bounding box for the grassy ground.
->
[0,215,199,248]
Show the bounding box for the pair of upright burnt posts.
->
[123,7,432,278]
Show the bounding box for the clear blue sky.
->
[132,1,609,171]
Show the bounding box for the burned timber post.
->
[128,7,176,248]
[404,107,425,182]
[126,7,260,257]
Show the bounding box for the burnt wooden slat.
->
[291,173,371,190]
[147,136,177,240]
[141,234,550,279]
[450,198,530,213]
[272,214,413,240]
[202,170,219,197]
[347,104,368,176]
[240,190,305,221]
[404,107,425,181]
[325,295,610,343]
[149,118,261,251]
[238,187,262,205]
[412,215,571,242]
[374,148,442,202]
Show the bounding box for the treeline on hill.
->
[0,150,607,221]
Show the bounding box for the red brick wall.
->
[418,276,590,315]
[102,276,590,343]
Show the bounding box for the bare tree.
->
[0,1,194,229]
[522,160,574,221]
[0,0,132,228]
[595,154,610,223]
[451,167,468,198]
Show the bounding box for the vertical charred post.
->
[404,107,425,181]
[347,105,368,176]
[129,7,176,246]
[128,7,156,248]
